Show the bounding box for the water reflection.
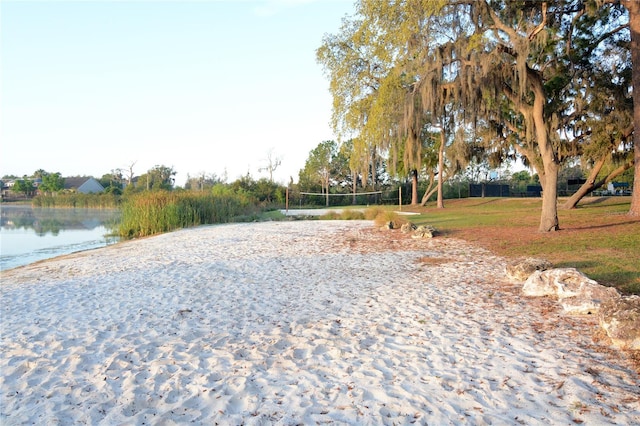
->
[0,205,120,271]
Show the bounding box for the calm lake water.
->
[0,205,120,271]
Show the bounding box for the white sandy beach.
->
[1,220,639,425]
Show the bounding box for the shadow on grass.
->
[576,196,615,206]
[555,260,598,270]
[543,261,638,295]
[591,272,640,295]
[563,220,640,231]
[435,229,459,238]
[578,200,632,210]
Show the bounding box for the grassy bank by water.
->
[395,197,639,295]
[118,192,253,238]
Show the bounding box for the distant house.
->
[1,178,38,199]
[64,177,105,194]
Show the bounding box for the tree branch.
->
[528,1,548,40]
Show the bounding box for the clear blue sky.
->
[1,0,355,186]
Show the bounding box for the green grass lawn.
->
[405,197,639,295]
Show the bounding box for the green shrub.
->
[364,207,384,220]
[373,210,408,228]
[339,209,366,220]
[320,211,341,220]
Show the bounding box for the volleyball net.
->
[292,189,401,206]
[298,191,383,197]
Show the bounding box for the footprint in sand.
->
[225,394,247,414]
[272,338,292,351]
[164,389,181,404]
[134,370,150,385]
[292,348,309,360]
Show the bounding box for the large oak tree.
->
[319,0,635,231]
[622,0,639,215]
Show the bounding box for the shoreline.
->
[1,220,639,424]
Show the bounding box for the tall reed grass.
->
[118,191,253,238]
[33,193,120,208]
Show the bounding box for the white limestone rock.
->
[522,268,619,315]
[505,257,552,282]
[599,296,640,350]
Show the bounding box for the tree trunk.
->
[436,130,445,209]
[539,162,560,231]
[420,169,437,205]
[325,187,329,207]
[626,0,640,216]
[562,155,607,209]
[352,171,357,205]
[324,177,330,207]
[411,169,419,205]
[530,72,560,231]
[563,157,634,209]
